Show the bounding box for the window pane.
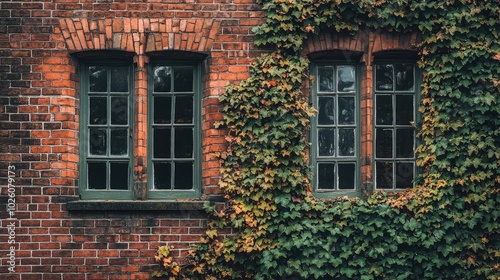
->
[318,128,335,156]
[88,162,106,189]
[89,66,107,92]
[338,163,355,189]
[375,64,394,91]
[111,129,128,156]
[89,128,107,155]
[318,163,334,190]
[111,96,128,125]
[89,96,107,125]
[338,97,355,125]
[175,95,193,124]
[338,128,355,156]
[396,162,414,188]
[376,128,392,158]
[337,66,355,92]
[154,96,172,124]
[110,162,128,190]
[174,162,193,190]
[154,128,171,158]
[396,128,414,158]
[395,64,414,91]
[154,66,172,92]
[318,96,335,125]
[318,66,334,92]
[154,162,171,190]
[395,95,414,125]
[376,161,393,189]
[173,67,193,92]
[175,128,193,158]
[110,67,128,92]
[376,95,393,125]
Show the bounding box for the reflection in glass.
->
[110,162,128,190]
[174,162,193,190]
[396,129,414,158]
[395,64,414,91]
[154,96,172,124]
[396,162,414,188]
[318,163,335,190]
[376,128,392,158]
[89,128,107,155]
[338,163,355,189]
[154,66,172,92]
[318,66,334,92]
[89,66,107,92]
[396,95,414,125]
[376,161,393,189]
[376,64,394,91]
[318,97,334,125]
[154,162,171,189]
[89,97,107,124]
[337,66,355,92]
[174,67,193,92]
[338,128,355,156]
[376,95,393,125]
[175,128,193,158]
[318,128,335,156]
[111,129,128,156]
[175,95,193,123]
[111,96,128,125]
[110,67,128,92]
[88,162,106,189]
[338,97,355,125]
[154,128,171,158]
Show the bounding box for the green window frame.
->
[147,61,201,199]
[79,62,134,200]
[311,62,360,197]
[374,61,419,190]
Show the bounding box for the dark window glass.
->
[318,128,335,157]
[89,128,107,156]
[175,95,193,124]
[175,128,193,158]
[111,96,128,125]
[89,97,107,124]
[154,96,172,124]
[337,66,355,92]
[338,163,355,189]
[376,161,393,189]
[318,66,334,92]
[395,95,413,125]
[376,95,393,125]
[174,67,193,92]
[395,64,414,91]
[174,162,193,190]
[154,162,172,190]
[154,66,172,92]
[376,128,392,158]
[110,129,128,156]
[110,162,128,190]
[318,163,335,190]
[396,129,414,158]
[154,128,171,158]
[88,162,106,189]
[338,97,355,125]
[376,64,394,91]
[110,67,128,92]
[318,97,335,125]
[89,66,107,92]
[396,162,414,188]
[338,128,355,156]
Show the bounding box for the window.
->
[311,63,359,195]
[374,62,417,190]
[148,62,201,199]
[80,63,134,199]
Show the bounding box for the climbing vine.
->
[154,0,499,279]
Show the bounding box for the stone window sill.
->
[66,197,224,211]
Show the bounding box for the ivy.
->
[154,0,500,279]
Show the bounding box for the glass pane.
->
[376,95,393,125]
[89,66,107,92]
[318,128,335,157]
[396,95,414,125]
[154,128,171,158]
[375,64,394,91]
[173,67,193,92]
[376,161,393,189]
[154,162,171,190]
[337,66,355,92]
[338,97,355,125]
[154,66,172,92]
[175,95,193,124]
[318,66,334,92]
[338,128,355,156]
[154,96,172,124]
[376,128,392,158]
[175,128,193,158]
[110,67,128,92]
[111,129,128,156]
[318,163,334,190]
[396,128,414,158]
[88,162,106,189]
[396,162,414,188]
[111,96,128,125]
[110,162,128,190]
[89,128,107,155]
[89,96,107,125]
[338,163,355,190]
[318,97,335,125]
[174,162,193,190]
[395,64,414,91]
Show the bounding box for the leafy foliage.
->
[155,0,500,279]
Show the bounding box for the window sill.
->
[67,199,212,211]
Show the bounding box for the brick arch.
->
[303,30,365,56]
[58,18,220,54]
